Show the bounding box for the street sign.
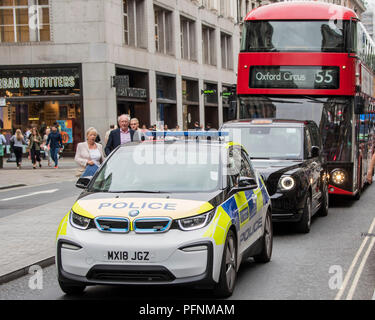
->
[0,97,6,106]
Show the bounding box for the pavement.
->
[0,156,80,284]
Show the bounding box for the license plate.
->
[106,250,150,262]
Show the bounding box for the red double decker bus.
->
[236,1,375,199]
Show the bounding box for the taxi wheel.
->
[253,210,273,263]
[214,229,237,298]
[58,280,86,295]
[318,183,329,217]
[295,195,312,233]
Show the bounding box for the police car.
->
[56,132,272,297]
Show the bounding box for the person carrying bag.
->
[74,127,104,178]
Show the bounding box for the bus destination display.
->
[250,66,339,89]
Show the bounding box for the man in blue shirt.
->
[46,125,63,168]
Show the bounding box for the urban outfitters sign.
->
[0,76,76,89]
[250,66,339,89]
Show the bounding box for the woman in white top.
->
[74,127,105,177]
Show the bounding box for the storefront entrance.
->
[0,65,83,154]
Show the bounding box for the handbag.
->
[81,164,99,177]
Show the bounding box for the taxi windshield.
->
[89,143,221,193]
[224,126,303,160]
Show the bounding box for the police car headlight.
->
[177,210,215,231]
[279,176,295,191]
[70,210,92,230]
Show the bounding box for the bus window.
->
[320,102,352,162]
[241,20,348,53]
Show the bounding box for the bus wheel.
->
[354,190,361,200]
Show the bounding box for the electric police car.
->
[56,132,272,297]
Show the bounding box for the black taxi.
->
[222,119,329,233]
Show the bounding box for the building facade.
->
[0,0,241,153]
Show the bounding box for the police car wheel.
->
[214,229,237,298]
[253,210,273,263]
[58,280,86,295]
[295,195,312,234]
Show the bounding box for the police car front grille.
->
[87,266,175,282]
[94,217,129,233]
[133,217,172,233]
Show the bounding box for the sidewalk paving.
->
[0,157,79,189]
[0,157,81,284]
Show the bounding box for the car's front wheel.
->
[214,229,237,298]
[295,195,312,233]
[58,280,86,295]
[318,183,329,217]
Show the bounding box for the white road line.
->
[0,189,59,201]
[346,236,375,300]
[335,218,375,300]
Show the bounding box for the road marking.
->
[0,189,59,201]
[0,179,76,193]
[335,218,375,300]
[346,235,375,300]
[372,289,375,300]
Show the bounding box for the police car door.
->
[236,149,264,254]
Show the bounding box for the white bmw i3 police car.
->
[56,132,273,297]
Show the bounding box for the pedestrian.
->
[104,124,115,145]
[0,129,6,169]
[75,127,105,177]
[28,127,42,169]
[41,127,52,166]
[10,129,26,169]
[46,125,63,168]
[104,114,138,156]
[130,118,146,141]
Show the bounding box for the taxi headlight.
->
[177,210,215,231]
[279,176,295,191]
[331,169,346,185]
[70,210,92,230]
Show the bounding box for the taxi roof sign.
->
[251,119,273,124]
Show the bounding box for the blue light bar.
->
[145,131,229,137]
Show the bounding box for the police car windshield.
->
[89,143,221,193]
[224,126,303,160]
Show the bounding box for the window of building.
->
[0,0,50,43]
[202,25,216,66]
[221,32,233,70]
[123,0,147,49]
[180,16,196,61]
[154,5,173,56]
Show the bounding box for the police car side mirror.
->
[237,177,258,190]
[76,177,92,189]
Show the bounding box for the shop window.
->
[221,32,233,70]
[180,16,197,61]
[123,0,147,49]
[202,25,216,66]
[154,5,173,56]
[0,0,50,43]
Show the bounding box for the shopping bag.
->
[81,164,99,177]
[0,145,4,157]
